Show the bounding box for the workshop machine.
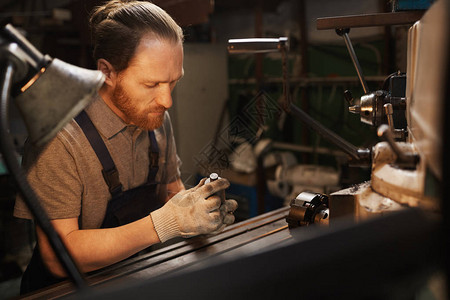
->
[326,1,447,222]
[17,0,448,299]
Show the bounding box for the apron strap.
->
[75,110,123,197]
[75,111,160,195]
[147,130,159,185]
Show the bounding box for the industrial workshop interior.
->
[0,0,449,298]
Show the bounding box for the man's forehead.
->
[137,33,183,54]
[130,36,182,61]
[124,37,183,81]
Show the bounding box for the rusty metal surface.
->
[22,207,291,299]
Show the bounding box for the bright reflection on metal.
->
[20,67,46,92]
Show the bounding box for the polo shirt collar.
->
[84,94,128,140]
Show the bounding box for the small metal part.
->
[347,72,408,132]
[377,125,402,157]
[205,172,219,183]
[344,90,354,106]
[349,90,391,127]
[377,125,420,169]
[286,192,329,228]
[348,104,361,114]
[384,103,395,130]
[205,173,225,203]
[383,103,407,140]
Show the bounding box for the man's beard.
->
[112,82,165,131]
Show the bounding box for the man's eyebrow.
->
[141,70,184,84]
[169,74,183,84]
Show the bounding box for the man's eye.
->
[146,83,158,88]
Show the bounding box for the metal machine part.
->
[336,28,369,94]
[205,172,225,203]
[377,124,419,169]
[370,141,435,209]
[24,207,442,299]
[82,209,445,300]
[288,104,371,166]
[329,182,404,223]
[384,103,395,130]
[205,172,220,184]
[227,36,291,111]
[319,0,448,217]
[227,37,288,54]
[286,192,329,228]
[336,26,408,139]
[227,37,372,165]
[348,87,407,130]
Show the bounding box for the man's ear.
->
[97,59,117,87]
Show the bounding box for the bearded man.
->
[14,0,237,294]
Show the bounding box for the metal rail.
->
[316,11,424,30]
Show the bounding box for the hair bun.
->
[89,0,130,28]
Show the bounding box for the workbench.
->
[22,206,441,300]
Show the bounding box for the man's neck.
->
[98,86,129,124]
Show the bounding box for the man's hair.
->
[90,0,183,72]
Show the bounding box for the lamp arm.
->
[0,60,87,290]
[2,24,49,69]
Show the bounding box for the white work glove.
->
[150,178,238,243]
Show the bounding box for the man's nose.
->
[156,84,173,109]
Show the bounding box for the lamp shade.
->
[14,58,105,146]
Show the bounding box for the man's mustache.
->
[147,107,166,114]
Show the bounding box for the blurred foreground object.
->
[0,24,104,289]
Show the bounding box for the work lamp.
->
[0,24,105,289]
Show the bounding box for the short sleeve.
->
[14,135,83,220]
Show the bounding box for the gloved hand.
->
[150,178,238,243]
[208,194,238,235]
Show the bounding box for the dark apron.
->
[20,110,164,294]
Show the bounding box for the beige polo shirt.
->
[14,95,181,229]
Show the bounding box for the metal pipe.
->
[377,125,404,158]
[227,38,287,54]
[280,40,291,111]
[2,24,49,70]
[272,141,346,157]
[228,75,387,85]
[288,103,361,160]
[340,31,370,94]
[384,103,395,130]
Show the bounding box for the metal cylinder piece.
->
[286,192,329,228]
[227,37,288,54]
[205,173,225,203]
[205,172,219,183]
